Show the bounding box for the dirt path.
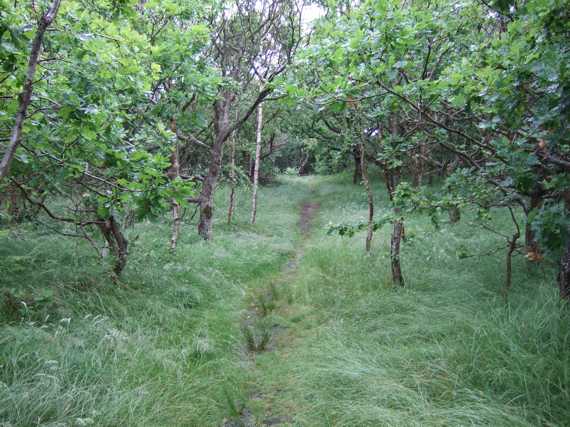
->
[223,201,320,427]
[299,202,320,236]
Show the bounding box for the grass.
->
[250,173,570,427]
[0,179,306,426]
[1,173,569,426]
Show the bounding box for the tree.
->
[195,0,303,240]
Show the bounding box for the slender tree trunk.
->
[360,142,374,252]
[169,143,181,250]
[559,199,570,300]
[524,190,543,258]
[559,237,570,300]
[250,104,263,224]
[0,0,62,182]
[227,129,237,225]
[385,167,405,286]
[503,208,521,298]
[299,152,310,175]
[412,143,424,188]
[170,201,181,249]
[391,213,405,287]
[387,118,405,287]
[353,146,362,184]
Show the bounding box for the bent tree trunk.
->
[250,103,263,224]
[0,0,62,182]
[360,142,374,252]
[97,216,128,276]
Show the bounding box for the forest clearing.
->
[1,0,570,426]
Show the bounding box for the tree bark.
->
[98,216,129,276]
[0,0,62,182]
[299,152,310,175]
[559,236,570,300]
[353,146,362,184]
[448,206,461,223]
[503,208,521,299]
[411,142,425,188]
[445,160,461,222]
[360,142,374,252]
[559,198,570,300]
[198,92,233,240]
[391,213,405,287]
[524,190,543,258]
[250,104,263,224]
[168,141,181,250]
[227,128,237,225]
[384,167,405,286]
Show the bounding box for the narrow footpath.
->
[224,196,320,427]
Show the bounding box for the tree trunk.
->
[198,93,232,240]
[391,214,405,287]
[559,198,570,300]
[198,138,224,240]
[170,201,181,250]
[353,146,362,184]
[360,142,374,252]
[250,104,263,224]
[448,206,461,223]
[524,190,543,258]
[98,216,128,276]
[503,208,521,298]
[412,143,424,188]
[0,0,62,182]
[168,140,181,250]
[299,152,310,175]
[227,128,237,225]
[385,167,405,286]
[559,237,570,300]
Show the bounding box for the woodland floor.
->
[1,174,569,426]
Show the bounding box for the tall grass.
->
[1,174,569,426]
[0,179,306,426]
[253,173,570,426]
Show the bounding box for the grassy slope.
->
[1,174,569,426]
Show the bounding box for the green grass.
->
[1,173,569,426]
[250,173,570,427]
[0,178,306,426]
